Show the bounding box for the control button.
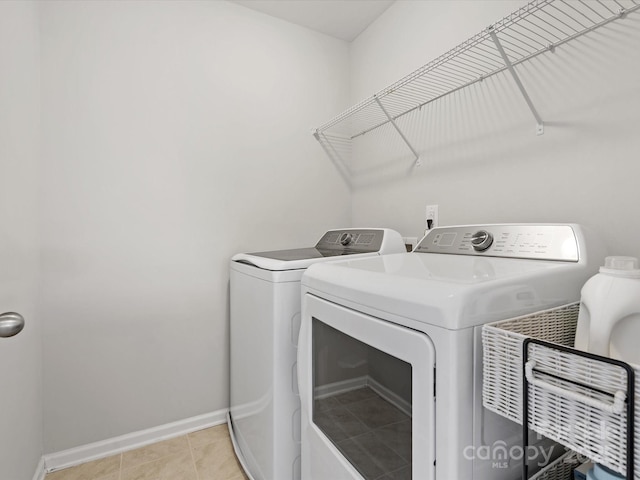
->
[340,232,354,246]
[470,230,494,252]
[356,233,374,245]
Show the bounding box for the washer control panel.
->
[415,225,579,262]
[317,229,384,253]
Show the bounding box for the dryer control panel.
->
[415,224,580,262]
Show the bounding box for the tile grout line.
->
[48,432,225,480]
[119,436,193,479]
[186,432,201,480]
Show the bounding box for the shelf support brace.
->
[374,96,422,167]
[488,27,544,136]
[313,130,353,188]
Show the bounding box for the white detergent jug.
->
[574,256,640,365]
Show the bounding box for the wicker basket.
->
[482,303,639,479]
[530,450,581,480]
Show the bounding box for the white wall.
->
[38,0,350,452]
[0,1,43,478]
[19,0,640,461]
[349,1,640,258]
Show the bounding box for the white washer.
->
[228,228,406,480]
[297,224,607,480]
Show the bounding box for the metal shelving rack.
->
[313,0,640,178]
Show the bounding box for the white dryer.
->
[228,228,406,480]
[297,224,607,480]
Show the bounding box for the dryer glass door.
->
[304,295,435,480]
[313,320,412,479]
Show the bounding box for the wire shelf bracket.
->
[373,96,422,167]
[488,26,545,136]
[313,130,353,188]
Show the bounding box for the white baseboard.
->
[32,456,46,480]
[43,409,228,473]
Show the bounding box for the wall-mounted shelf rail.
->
[313,0,640,176]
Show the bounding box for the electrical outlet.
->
[402,237,418,252]
[425,204,439,231]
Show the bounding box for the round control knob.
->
[339,232,353,246]
[470,230,493,252]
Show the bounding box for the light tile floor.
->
[45,424,248,480]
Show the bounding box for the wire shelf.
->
[314,0,640,176]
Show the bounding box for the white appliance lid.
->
[302,224,604,329]
[232,228,405,271]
